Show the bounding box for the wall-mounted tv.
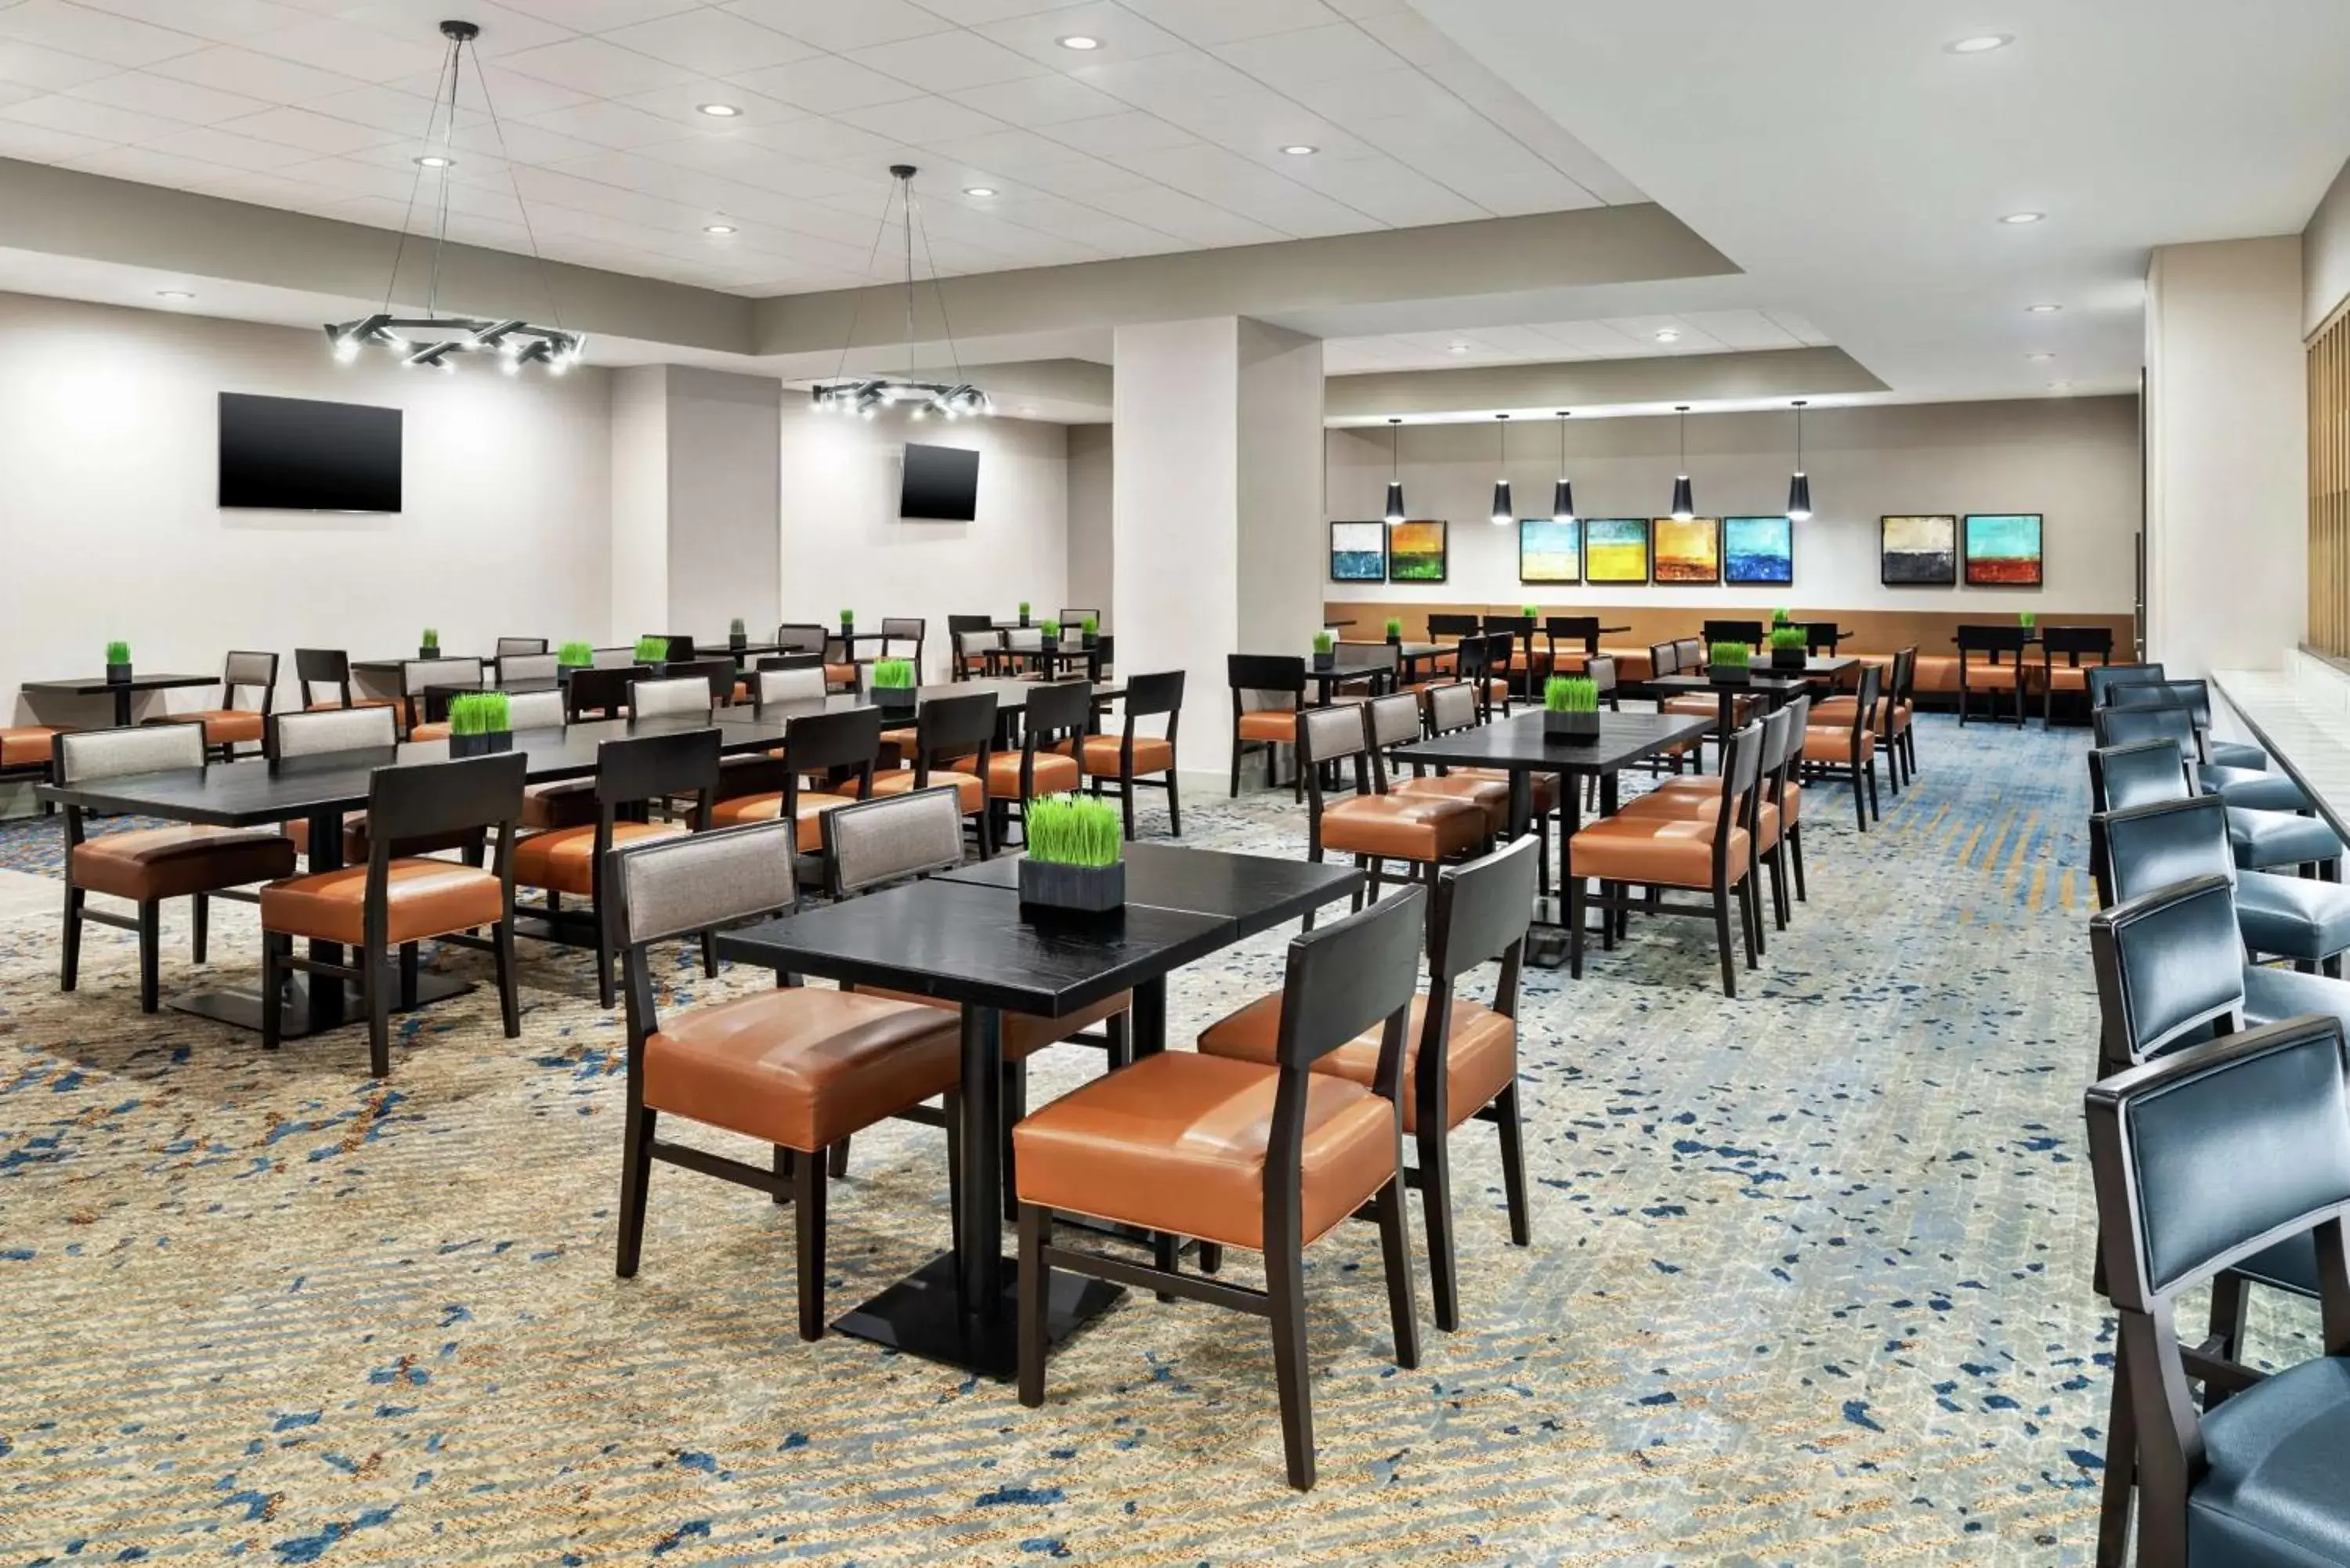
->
[218,392,402,512]
[901,442,980,521]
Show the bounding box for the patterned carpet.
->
[0,715,2250,1564]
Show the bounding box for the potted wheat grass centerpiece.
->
[105,640,132,685]
[728,617,747,652]
[1019,792,1125,915]
[869,657,916,714]
[1766,623,1809,671]
[446,692,512,757]
[1080,614,1099,651]
[1311,630,1336,673]
[1039,617,1061,655]
[840,608,856,641]
[557,640,593,674]
[1543,674,1600,741]
[1384,616,1404,648]
[420,627,440,659]
[1018,601,1032,629]
[1708,641,1752,686]
[633,635,668,667]
[2019,609,2037,632]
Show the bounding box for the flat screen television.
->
[219,392,402,512]
[900,442,979,521]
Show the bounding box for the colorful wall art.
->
[1518,517,1581,583]
[1329,521,1386,582]
[1963,514,2044,586]
[1652,516,1722,584]
[1583,518,1650,584]
[1880,515,1958,586]
[1722,515,1794,586]
[1388,520,1448,583]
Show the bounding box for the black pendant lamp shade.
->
[1787,399,1813,521]
[1383,417,1406,524]
[1490,414,1513,524]
[1551,410,1574,522]
[1670,405,1694,520]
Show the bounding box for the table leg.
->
[1131,977,1166,1058]
[957,1004,1004,1309]
[113,688,132,728]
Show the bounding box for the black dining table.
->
[22,673,217,728]
[1642,656,1858,737]
[714,844,1364,1378]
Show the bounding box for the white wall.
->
[664,366,780,642]
[0,292,612,728]
[2146,236,2308,677]
[1325,396,2140,612]
[2305,154,2350,337]
[1065,422,1113,615]
[776,404,1069,680]
[609,366,668,645]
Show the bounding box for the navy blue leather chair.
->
[2099,796,2350,976]
[2088,739,2342,879]
[2085,1014,2350,1567]
[2106,677,2270,771]
[2087,661,2164,708]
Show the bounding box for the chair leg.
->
[1119,777,1136,841]
[1567,875,1585,979]
[1766,846,1789,930]
[1266,1235,1317,1490]
[1166,771,1180,837]
[1018,1203,1052,1407]
[1493,1081,1531,1245]
[2098,1331,2136,1568]
[261,932,285,1050]
[60,883,84,992]
[1737,876,1759,969]
[1364,857,1383,906]
[828,1136,851,1180]
[1851,768,1868,833]
[191,891,209,966]
[1790,825,1809,901]
[399,941,419,1010]
[1713,888,1737,999]
[136,900,161,1013]
[700,929,718,978]
[1865,760,1882,823]
[772,1143,791,1204]
[1416,1122,1459,1332]
[616,1105,656,1277]
[1229,740,1242,799]
[1375,1172,1421,1364]
[494,920,521,1038]
[794,1143,827,1342]
[595,917,615,1010]
[366,946,392,1078]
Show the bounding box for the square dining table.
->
[21,674,219,728]
[1642,655,1857,737]
[713,844,1363,1378]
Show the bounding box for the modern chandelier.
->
[811,164,989,419]
[324,20,582,375]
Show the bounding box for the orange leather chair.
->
[1623,696,1810,943]
[1296,699,1489,927]
[708,706,878,862]
[844,688,995,855]
[149,650,277,759]
[1815,647,1915,792]
[0,724,67,813]
[1801,663,1884,832]
[1054,670,1185,840]
[295,649,403,726]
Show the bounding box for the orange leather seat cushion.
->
[1456,765,1559,814]
[859,987,1129,1063]
[880,726,920,754]
[951,749,1080,800]
[1620,790,1784,851]
[852,768,985,814]
[1197,992,1515,1136]
[1801,724,1867,764]
[1640,776,1801,826]
[306,697,400,714]
[1320,793,1488,861]
[1392,771,1510,833]
[824,663,858,686]
[157,709,265,746]
[1236,710,1297,742]
[2046,666,2092,691]
[644,988,963,1154]
[260,858,504,946]
[1012,1051,1397,1252]
[1056,733,1175,777]
[512,820,684,896]
[72,825,295,902]
[1568,813,1747,888]
[0,727,62,767]
[407,721,452,742]
[708,789,855,849]
[1961,662,2022,689]
[1661,695,1723,717]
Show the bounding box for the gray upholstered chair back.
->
[775,624,829,655]
[1426,681,1479,734]
[508,690,566,729]
[500,652,560,681]
[591,645,641,670]
[757,666,829,706]
[1777,692,1810,736]
[1005,627,1043,653]
[1585,655,1618,695]
[274,705,396,757]
[224,650,277,694]
[613,820,797,946]
[630,676,712,720]
[957,629,1000,658]
[1298,701,1368,766]
[1366,692,1422,750]
[824,787,964,895]
[403,656,483,693]
[1354,642,1400,674]
[59,724,205,783]
[495,637,548,659]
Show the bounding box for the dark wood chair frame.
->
[1701,619,1766,651]
[1296,698,1492,930]
[1085,670,1184,841]
[294,648,372,718]
[1956,623,2030,727]
[1481,616,1537,699]
[1546,616,1602,662]
[1229,653,1309,801]
[2040,624,2113,726]
[1002,680,1096,847]
[564,663,651,722]
[1801,663,1883,831]
[260,752,525,1077]
[495,637,548,659]
[889,689,1000,859]
[946,614,999,681]
[161,649,278,761]
[1018,887,1427,1492]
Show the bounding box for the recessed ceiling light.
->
[2026,352,2055,362]
[2049,380,2073,390]
[414,154,453,168]
[1654,328,1680,342]
[1280,144,1317,156]
[2001,211,2045,225]
[155,289,193,301]
[1058,34,1100,49]
[1448,341,1470,354]
[2026,302,2063,313]
[964,186,996,197]
[703,223,736,234]
[1945,34,2014,53]
[697,102,739,117]
[1018,405,1037,415]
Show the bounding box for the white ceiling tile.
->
[1344,7,1448,66]
[918,124,1087,175]
[340,137,509,182]
[497,35,696,97]
[443,116,608,164]
[1118,0,1343,46]
[516,96,699,149]
[1680,309,1798,351]
[72,0,319,45]
[725,53,924,114]
[943,70,1118,126]
[385,62,588,118]
[147,45,360,102]
[909,0,1088,22]
[1763,309,1832,346]
[1007,150,1158,197]
[975,2,1188,68]
[1065,51,1255,111]
[1210,22,1404,87]
[0,0,203,68]
[613,77,806,128]
[722,111,900,164]
[147,121,338,171]
[244,18,445,82]
[65,68,273,123]
[597,9,818,75]
[274,152,422,201]
[0,89,183,141]
[845,30,1046,93]
[1081,179,1283,245]
[1285,65,1454,127]
[0,38,121,89]
[831,93,1004,143]
[0,117,109,160]
[1437,163,1600,218]
[298,80,444,133]
[209,103,400,150]
[59,142,248,186]
[495,0,699,31]
[718,0,953,53]
[1275,151,1481,226]
[0,80,40,110]
[1032,107,1194,156]
[986,188,1180,249]
[331,2,578,57]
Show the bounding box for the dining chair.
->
[258,752,524,1077]
[628,674,715,721]
[1000,625,1045,678]
[591,645,642,670]
[495,637,548,659]
[1544,616,1601,674]
[1482,615,1537,696]
[605,818,966,1342]
[2089,661,2168,709]
[1624,699,1804,939]
[1567,721,1764,996]
[750,663,828,714]
[1014,887,1427,1491]
[1442,634,1511,721]
[948,615,1000,681]
[1701,619,1765,651]
[149,650,277,759]
[1199,836,1536,1332]
[879,616,926,674]
[2106,678,2272,771]
[1229,653,1309,800]
[1954,624,2030,726]
[1056,608,1100,632]
[513,726,720,1006]
[2039,625,2113,724]
[1800,663,1882,830]
[2095,704,2308,813]
[739,652,824,706]
[56,724,296,1013]
[710,708,879,880]
[956,677,1084,839]
[1814,646,1914,789]
[2099,793,2350,977]
[1427,612,1481,641]
[1415,677,1563,885]
[849,689,996,857]
[497,651,560,683]
[396,656,485,732]
[1296,699,1488,929]
[1064,670,1184,840]
[563,665,645,723]
[0,721,66,814]
[269,705,398,864]
[295,649,402,722]
[1802,622,1843,657]
[1379,691,1509,837]
[2084,1014,2350,1568]
[773,623,830,657]
[2087,739,2340,882]
[655,634,697,661]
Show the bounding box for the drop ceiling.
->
[0,0,1640,295]
[1322,308,1832,374]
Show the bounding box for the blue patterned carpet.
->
[0,715,2227,1564]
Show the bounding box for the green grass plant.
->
[1025,793,1122,868]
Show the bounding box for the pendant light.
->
[812,165,987,417]
[1550,410,1575,523]
[1490,414,1513,525]
[1383,417,1406,524]
[1669,405,1695,520]
[1786,399,1814,521]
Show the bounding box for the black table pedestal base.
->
[833,1251,1125,1379]
[168,971,472,1038]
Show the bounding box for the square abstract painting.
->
[1652,516,1722,583]
[1329,521,1386,583]
[1584,518,1650,584]
[1388,520,1448,583]
[1881,514,1958,586]
[1723,515,1794,585]
[1964,513,2044,587]
[1518,517,1581,583]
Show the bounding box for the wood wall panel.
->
[2315,308,2350,656]
[1322,601,2134,657]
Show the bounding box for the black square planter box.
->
[873,687,916,714]
[1544,710,1600,742]
[1708,669,1752,687]
[448,730,513,757]
[1019,858,1125,914]
[1312,652,1335,673]
[1770,648,1808,670]
[106,663,131,685]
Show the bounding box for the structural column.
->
[1112,317,1325,784]
[609,365,783,642]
